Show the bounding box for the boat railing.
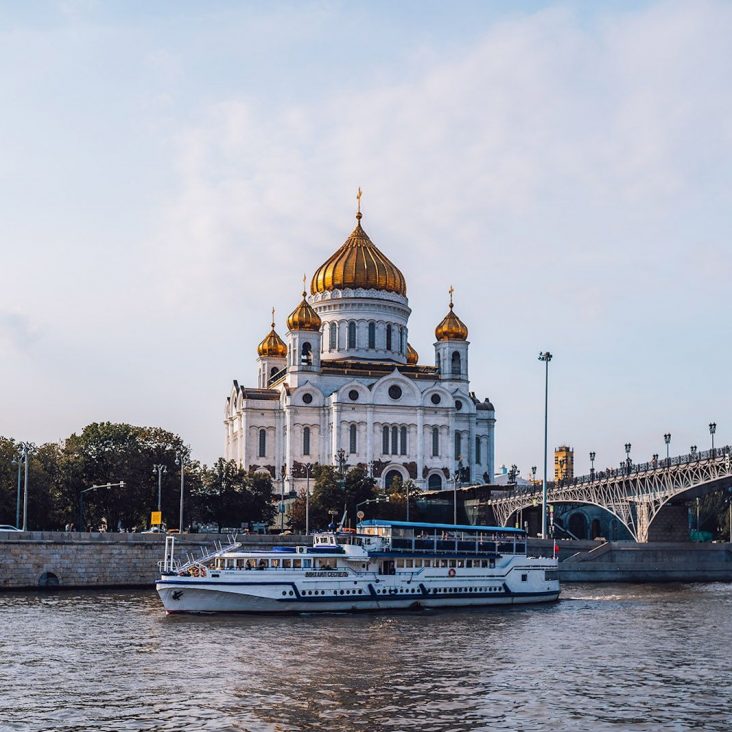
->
[159,533,242,574]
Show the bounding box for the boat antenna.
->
[337,506,348,532]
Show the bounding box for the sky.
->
[1,0,730,476]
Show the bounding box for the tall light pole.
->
[538,351,553,538]
[690,445,698,458]
[664,433,671,464]
[589,451,596,481]
[18,442,35,532]
[453,458,463,525]
[709,422,717,454]
[304,462,312,535]
[152,464,167,512]
[624,443,632,475]
[175,449,190,532]
[79,482,125,532]
[12,447,24,529]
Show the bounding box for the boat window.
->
[271,559,280,569]
[440,559,448,568]
[396,559,404,568]
[457,560,464,568]
[465,560,472,568]
[258,559,268,569]
[283,559,292,569]
[449,560,457,568]
[303,559,312,569]
[489,559,495,569]
[405,559,413,569]
[293,559,301,569]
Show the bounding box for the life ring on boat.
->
[448,568,456,577]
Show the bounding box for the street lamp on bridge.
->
[589,451,596,480]
[538,351,553,538]
[624,443,632,475]
[664,433,671,464]
[690,445,698,458]
[709,422,717,453]
[174,449,190,533]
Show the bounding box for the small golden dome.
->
[406,343,419,365]
[435,287,468,341]
[257,310,287,358]
[311,200,406,296]
[287,289,322,332]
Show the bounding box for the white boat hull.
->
[156,571,559,614]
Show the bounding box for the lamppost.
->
[531,466,537,485]
[304,462,313,535]
[538,351,553,538]
[589,451,596,481]
[406,478,411,522]
[709,422,717,454]
[696,496,700,531]
[11,445,25,529]
[16,442,35,532]
[690,445,698,459]
[174,449,190,532]
[79,482,125,532]
[624,443,632,475]
[328,508,338,530]
[652,454,659,468]
[453,458,463,525]
[664,433,671,465]
[152,464,167,513]
[279,468,287,532]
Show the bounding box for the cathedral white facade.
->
[224,203,495,493]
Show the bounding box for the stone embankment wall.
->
[0,532,306,590]
[556,540,732,582]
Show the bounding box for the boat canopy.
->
[357,519,525,535]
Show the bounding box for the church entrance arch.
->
[428,473,443,490]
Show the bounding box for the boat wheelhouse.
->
[155,520,559,614]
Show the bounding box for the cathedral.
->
[224,198,495,494]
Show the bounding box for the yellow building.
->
[554,445,574,482]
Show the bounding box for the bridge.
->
[485,446,732,542]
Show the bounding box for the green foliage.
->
[0,423,275,531]
[287,464,377,531]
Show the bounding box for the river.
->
[0,583,730,731]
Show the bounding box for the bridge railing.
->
[493,445,731,499]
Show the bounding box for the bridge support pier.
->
[636,502,650,543]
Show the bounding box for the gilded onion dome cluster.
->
[435,288,469,341]
[287,287,322,332]
[257,310,287,358]
[310,210,407,296]
[406,343,419,365]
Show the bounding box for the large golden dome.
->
[287,289,322,332]
[257,311,287,358]
[311,211,406,296]
[435,289,468,341]
[406,343,419,365]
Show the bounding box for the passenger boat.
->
[155,520,560,614]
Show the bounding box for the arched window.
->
[432,427,439,457]
[301,342,312,365]
[391,426,398,455]
[436,353,441,373]
[368,322,376,349]
[348,321,356,349]
[270,366,279,377]
[382,426,390,454]
[258,429,266,457]
[386,324,392,351]
[399,327,405,354]
[451,351,461,376]
[428,473,442,490]
[400,426,407,455]
[454,432,462,462]
[303,427,310,456]
[475,436,481,464]
[329,322,337,350]
[349,424,357,454]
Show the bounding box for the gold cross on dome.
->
[449,285,454,307]
[271,306,275,328]
[303,273,307,296]
[357,187,362,214]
